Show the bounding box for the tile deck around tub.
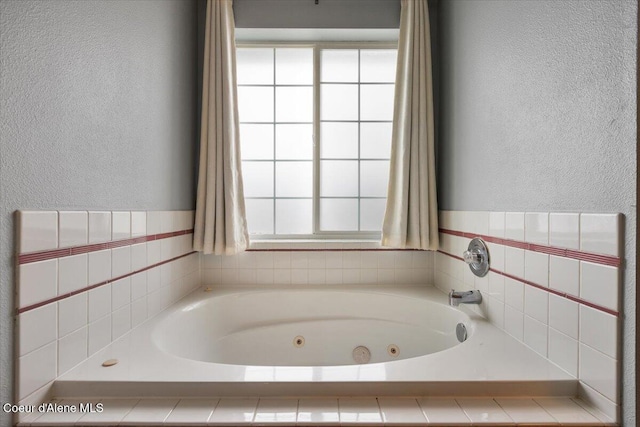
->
[18,396,615,426]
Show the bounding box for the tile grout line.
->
[17,251,197,315]
[436,250,619,317]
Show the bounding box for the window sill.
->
[248,240,421,251]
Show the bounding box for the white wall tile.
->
[273,268,291,285]
[255,252,274,268]
[78,398,139,425]
[504,277,524,311]
[18,303,57,356]
[524,315,548,357]
[504,247,524,278]
[548,294,578,339]
[146,266,161,292]
[549,256,579,296]
[58,293,87,337]
[486,297,505,329]
[160,211,176,233]
[88,314,111,356]
[486,242,504,272]
[273,252,291,269]
[308,268,326,285]
[580,305,618,359]
[237,268,257,285]
[548,328,578,377]
[146,211,162,235]
[343,251,361,269]
[525,212,549,245]
[580,213,620,256]
[112,305,131,340]
[361,251,379,268]
[18,259,57,308]
[130,211,147,237]
[325,269,342,285]
[524,251,549,287]
[111,211,131,240]
[580,262,619,311]
[489,212,505,238]
[111,277,131,311]
[18,341,57,400]
[18,211,58,253]
[58,254,87,295]
[488,272,504,301]
[504,305,524,342]
[549,213,579,249]
[111,246,131,278]
[524,286,548,324]
[466,211,489,235]
[256,268,275,285]
[58,211,88,248]
[88,284,111,322]
[131,297,148,327]
[394,251,413,269]
[88,249,111,285]
[505,212,524,241]
[130,272,147,301]
[130,243,146,272]
[88,211,111,244]
[146,240,161,266]
[57,326,87,375]
[579,344,617,402]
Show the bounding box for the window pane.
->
[276,161,312,197]
[276,199,312,234]
[360,50,397,83]
[320,122,358,159]
[240,124,273,160]
[321,84,358,121]
[320,199,358,231]
[276,124,313,160]
[245,199,274,234]
[321,50,358,82]
[276,48,313,85]
[238,86,274,122]
[360,160,389,197]
[236,48,273,84]
[242,161,273,197]
[360,84,394,121]
[321,160,358,197]
[276,86,313,122]
[361,123,392,159]
[360,199,386,231]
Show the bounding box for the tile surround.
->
[435,209,622,421]
[15,210,198,408]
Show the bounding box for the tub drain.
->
[387,344,400,357]
[293,336,305,347]
[352,346,371,364]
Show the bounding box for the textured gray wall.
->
[438,0,636,424]
[0,0,197,423]
[233,0,400,28]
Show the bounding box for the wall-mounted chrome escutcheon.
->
[463,237,490,277]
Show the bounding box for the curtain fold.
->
[381,0,439,250]
[193,0,249,255]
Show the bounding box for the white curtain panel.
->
[194,0,249,255]
[381,0,439,250]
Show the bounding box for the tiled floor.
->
[18,396,614,426]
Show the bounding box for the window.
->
[237,44,397,239]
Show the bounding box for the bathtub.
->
[56,285,575,398]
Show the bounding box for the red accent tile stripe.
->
[17,251,197,315]
[17,229,194,265]
[437,250,619,317]
[439,228,620,267]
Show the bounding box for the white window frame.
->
[237,41,397,241]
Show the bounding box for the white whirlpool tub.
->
[56,286,575,398]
